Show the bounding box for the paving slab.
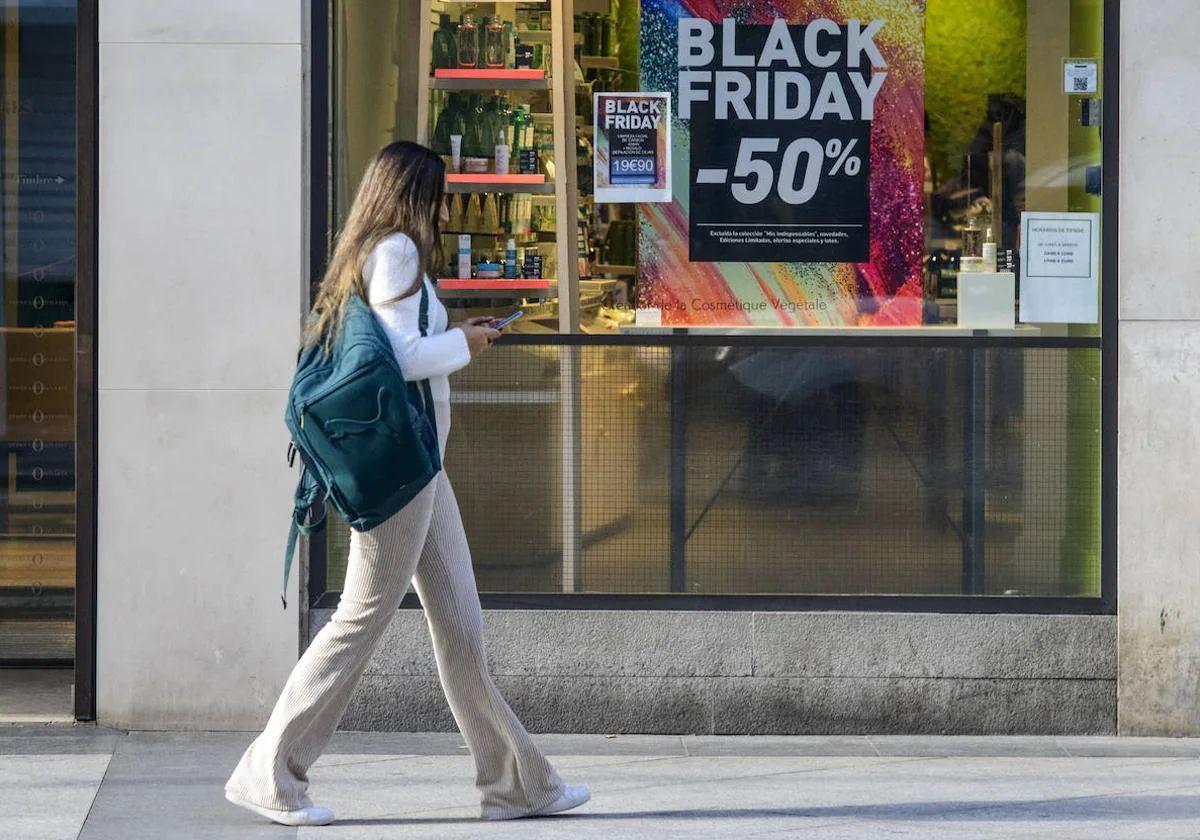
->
[0,724,123,755]
[1,753,111,840]
[77,731,290,840]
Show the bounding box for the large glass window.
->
[0,0,78,660]
[321,0,1110,603]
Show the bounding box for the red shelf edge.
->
[439,279,553,290]
[446,173,546,184]
[433,69,547,79]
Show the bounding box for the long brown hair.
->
[304,141,446,352]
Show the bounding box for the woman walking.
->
[224,141,589,827]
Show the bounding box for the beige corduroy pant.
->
[225,402,565,820]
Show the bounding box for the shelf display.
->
[416,0,578,329]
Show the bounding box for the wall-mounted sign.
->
[1063,59,1098,94]
[1019,211,1100,324]
[593,92,672,203]
[683,20,877,263]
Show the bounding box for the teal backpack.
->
[280,284,441,607]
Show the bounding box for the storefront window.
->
[322,0,1109,602]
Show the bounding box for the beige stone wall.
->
[96,1,306,728]
[1116,0,1200,735]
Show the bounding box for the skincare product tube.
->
[450,135,462,173]
[458,234,471,278]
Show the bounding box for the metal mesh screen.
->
[323,342,1101,598]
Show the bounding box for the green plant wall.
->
[925,0,1027,183]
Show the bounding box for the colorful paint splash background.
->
[637,0,926,326]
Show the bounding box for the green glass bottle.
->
[466,94,486,158]
[431,13,457,70]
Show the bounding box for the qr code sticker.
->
[1073,76,1089,92]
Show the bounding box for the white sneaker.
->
[530,784,591,816]
[224,788,336,826]
[481,784,591,821]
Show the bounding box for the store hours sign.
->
[681,18,882,263]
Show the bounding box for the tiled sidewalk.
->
[5,726,1200,839]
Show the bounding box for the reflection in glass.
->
[325,344,1101,598]
[0,0,78,661]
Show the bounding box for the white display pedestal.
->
[957,271,1016,329]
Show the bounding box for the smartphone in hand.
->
[493,310,524,331]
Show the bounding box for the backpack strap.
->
[418,281,438,448]
[281,460,328,609]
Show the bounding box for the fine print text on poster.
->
[683,19,881,263]
[594,92,672,204]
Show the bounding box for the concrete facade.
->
[1115,0,1200,736]
[95,1,306,728]
[314,610,1117,735]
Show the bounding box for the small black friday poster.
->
[594,92,672,203]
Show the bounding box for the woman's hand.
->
[453,316,500,357]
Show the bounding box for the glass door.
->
[0,0,78,667]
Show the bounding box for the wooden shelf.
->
[596,263,636,277]
[446,173,554,194]
[579,55,619,70]
[431,69,549,91]
[448,172,544,184]
[437,279,557,299]
[441,229,557,239]
[431,77,551,91]
[440,279,553,290]
[434,69,546,79]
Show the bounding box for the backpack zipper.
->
[299,358,386,412]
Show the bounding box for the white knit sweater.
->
[362,232,471,405]
[363,232,470,454]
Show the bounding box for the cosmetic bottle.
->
[465,193,483,230]
[456,15,478,68]
[504,238,518,278]
[432,14,457,70]
[484,16,506,68]
[494,129,510,174]
[962,215,983,258]
[481,192,500,231]
[448,193,466,231]
[982,228,997,273]
[457,234,471,278]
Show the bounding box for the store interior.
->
[333,0,1104,333]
